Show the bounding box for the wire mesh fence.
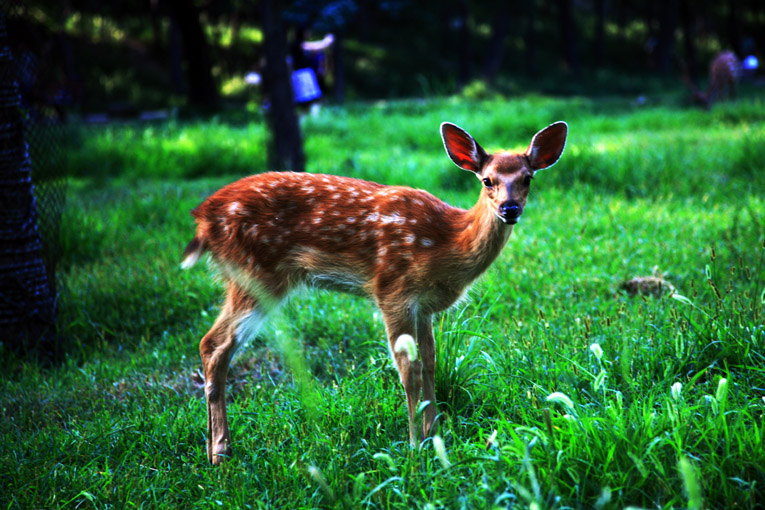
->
[0,3,67,360]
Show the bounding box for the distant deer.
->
[683,51,741,108]
[182,121,568,464]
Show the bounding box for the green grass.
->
[2,92,764,509]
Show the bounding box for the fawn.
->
[683,51,741,108]
[182,121,568,464]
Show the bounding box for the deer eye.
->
[523,175,533,186]
[482,178,493,188]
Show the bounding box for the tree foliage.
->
[6,0,764,109]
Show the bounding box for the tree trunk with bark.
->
[456,0,472,87]
[680,0,698,83]
[333,32,345,103]
[483,2,511,83]
[557,0,580,76]
[0,10,58,360]
[261,0,305,172]
[593,0,606,69]
[167,0,219,109]
[525,0,537,77]
[655,0,678,74]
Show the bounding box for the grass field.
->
[2,93,764,509]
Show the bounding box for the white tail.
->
[183,121,568,464]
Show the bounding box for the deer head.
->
[441,121,568,224]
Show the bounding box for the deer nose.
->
[499,202,522,223]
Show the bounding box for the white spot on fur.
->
[408,218,418,225]
[303,185,315,194]
[381,213,406,225]
[378,247,388,257]
[347,217,357,223]
[421,238,434,247]
[404,234,415,244]
[313,217,322,224]
[228,202,242,215]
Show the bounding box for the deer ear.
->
[526,121,568,171]
[440,122,488,173]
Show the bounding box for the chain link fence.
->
[0,3,67,360]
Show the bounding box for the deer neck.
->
[454,196,513,279]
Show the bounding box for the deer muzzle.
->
[498,202,522,224]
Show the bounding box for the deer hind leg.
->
[380,302,423,444]
[200,284,266,464]
[417,314,439,439]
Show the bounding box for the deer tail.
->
[181,235,207,269]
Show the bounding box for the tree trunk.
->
[167,0,218,109]
[169,15,185,96]
[150,0,163,55]
[557,0,580,76]
[483,2,511,83]
[727,0,742,56]
[680,0,698,83]
[456,0,472,87]
[261,0,305,172]
[593,0,606,69]
[655,0,677,74]
[230,10,241,47]
[525,0,537,77]
[0,9,58,360]
[333,32,346,103]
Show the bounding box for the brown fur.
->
[183,121,568,464]
[684,51,741,108]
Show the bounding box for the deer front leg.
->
[417,314,438,438]
[381,306,423,444]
